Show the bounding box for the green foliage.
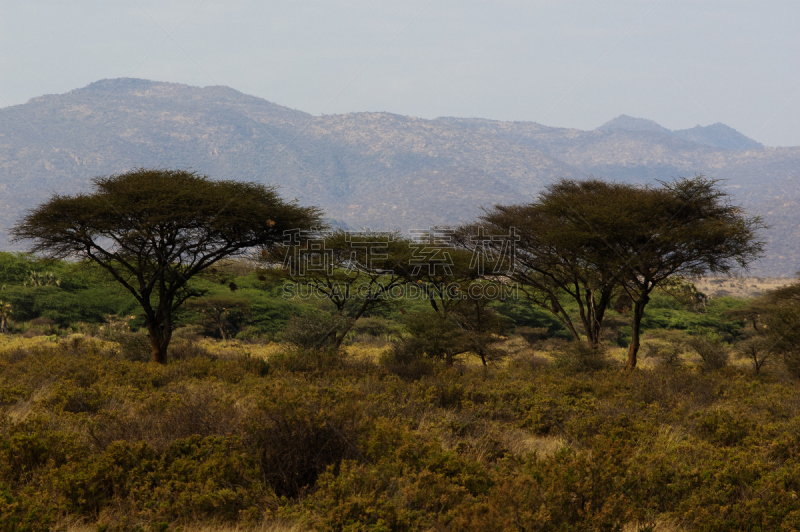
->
[0,256,137,329]
[491,297,568,336]
[391,310,466,367]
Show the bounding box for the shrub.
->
[642,331,689,368]
[347,316,402,342]
[392,311,467,366]
[735,336,772,374]
[687,335,730,370]
[643,342,683,367]
[269,346,345,373]
[780,345,800,379]
[280,313,348,351]
[246,399,362,499]
[379,347,436,381]
[86,385,241,452]
[454,441,637,531]
[105,330,151,362]
[21,328,48,338]
[551,341,609,372]
[694,409,752,447]
[56,436,265,526]
[303,418,492,531]
[169,339,214,361]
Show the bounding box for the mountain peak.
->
[596,115,672,135]
[597,114,763,151]
[673,123,763,150]
[80,77,168,93]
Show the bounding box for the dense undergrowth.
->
[3,333,800,531]
[3,252,799,530]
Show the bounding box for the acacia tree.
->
[588,177,764,367]
[465,190,621,346]
[449,293,512,366]
[270,229,411,349]
[11,168,320,363]
[468,177,763,367]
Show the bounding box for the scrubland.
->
[3,327,800,532]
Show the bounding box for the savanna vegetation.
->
[2,169,798,531]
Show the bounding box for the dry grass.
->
[502,428,569,458]
[418,408,569,464]
[196,338,284,360]
[343,341,388,363]
[694,276,792,300]
[622,521,683,532]
[65,521,308,532]
[180,521,308,532]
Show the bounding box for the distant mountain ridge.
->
[1,79,798,275]
[597,114,763,150]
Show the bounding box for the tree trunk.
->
[627,294,650,368]
[332,299,373,349]
[333,330,347,349]
[150,335,168,364]
[147,322,172,364]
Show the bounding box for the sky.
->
[1,1,798,146]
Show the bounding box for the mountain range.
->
[1,78,798,276]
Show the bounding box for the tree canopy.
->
[469,176,764,367]
[11,168,321,362]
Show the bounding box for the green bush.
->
[280,312,348,351]
[391,310,467,366]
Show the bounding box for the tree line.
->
[10,168,765,366]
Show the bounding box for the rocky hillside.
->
[1,78,798,275]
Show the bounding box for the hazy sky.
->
[1,1,798,146]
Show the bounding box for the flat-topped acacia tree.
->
[471,176,764,368]
[11,168,321,363]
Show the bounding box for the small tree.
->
[12,168,320,363]
[450,289,512,366]
[730,281,800,376]
[394,310,468,367]
[395,229,479,315]
[186,295,251,340]
[269,229,411,349]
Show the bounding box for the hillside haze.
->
[1,78,799,275]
